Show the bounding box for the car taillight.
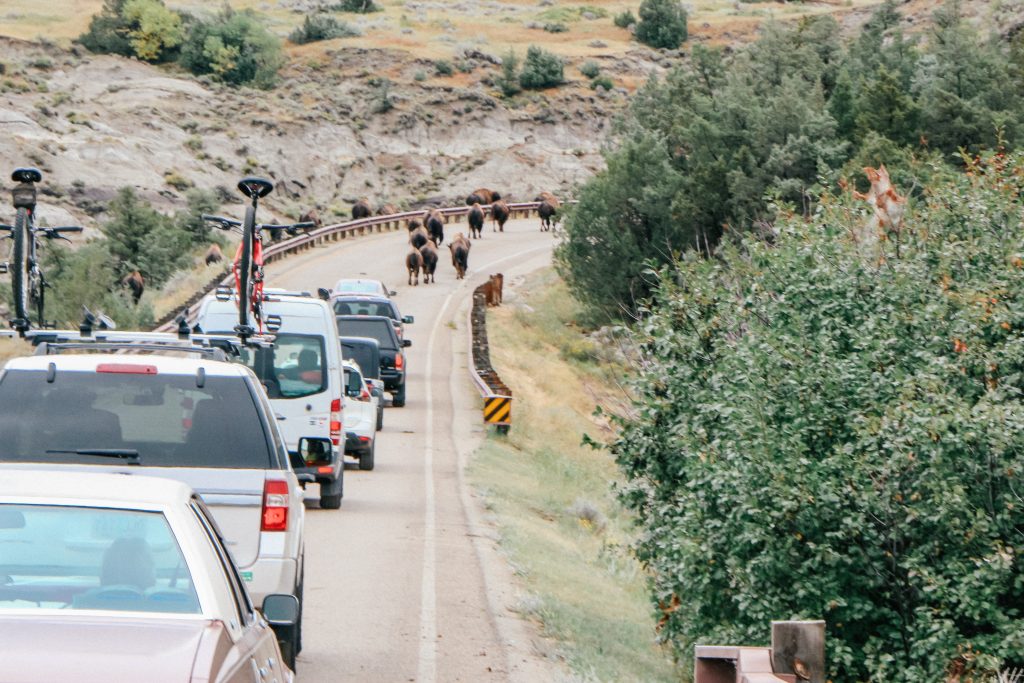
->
[395,353,404,371]
[359,386,371,401]
[330,398,342,446]
[261,479,289,532]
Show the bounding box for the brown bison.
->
[409,225,429,250]
[419,241,438,284]
[204,243,223,266]
[466,188,501,205]
[406,217,422,232]
[122,270,144,305]
[406,248,423,286]
[487,273,503,306]
[298,208,323,229]
[448,232,470,280]
[352,199,372,220]
[377,204,399,216]
[537,192,561,232]
[425,209,445,246]
[490,199,510,232]
[468,203,484,239]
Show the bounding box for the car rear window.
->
[237,333,328,400]
[333,299,395,319]
[336,318,398,350]
[0,504,201,614]
[0,370,272,469]
[341,339,380,380]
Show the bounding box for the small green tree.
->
[101,187,190,286]
[580,60,601,79]
[179,6,284,88]
[497,49,521,96]
[635,0,687,49]
[519,45,564,90]
[331,0,380,13]
[613,10,636,29]
[78,0,183,62]
[288,14,359,44]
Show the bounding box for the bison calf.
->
[406,248,423,286]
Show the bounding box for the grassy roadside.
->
[468,267,677,683]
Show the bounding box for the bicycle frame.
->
[232,222,267,334]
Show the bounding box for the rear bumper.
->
[344,431,373,457]
[381,368,404,389]
[241,556,298,603]
[293,455,341,484]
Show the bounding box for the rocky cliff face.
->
[0,37,622,230]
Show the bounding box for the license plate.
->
[240,571,253,582]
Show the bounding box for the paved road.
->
[265,217,560,682]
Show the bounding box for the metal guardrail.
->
[155,201,548,331]
[469,282,512,434]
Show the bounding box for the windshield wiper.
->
[44,448,141,464]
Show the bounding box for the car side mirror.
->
[402,339,412,348]
[298,436,334,466]
[317,287,331,301]
[402,315,414,324]
[261,593,300,651]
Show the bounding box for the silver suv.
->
[0,349,309,667]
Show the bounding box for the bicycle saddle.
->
[237,177,273,199]
[11,168,42,184]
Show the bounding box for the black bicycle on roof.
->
[1,168,83,334]
[201,177,314,338]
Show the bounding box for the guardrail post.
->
[771,621,825,683]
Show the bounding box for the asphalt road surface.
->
[265,217,561,682]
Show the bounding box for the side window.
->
[190,498,256,626]
[251,378,289,464]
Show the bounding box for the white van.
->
[195,291,346,509]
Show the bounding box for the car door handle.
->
[275,414,286,421]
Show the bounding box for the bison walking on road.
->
[419,241,438,284]
[406,248,423,286]
[490,199,510,232]
[352,199,372,220]
[409,226,429,250]
[537,192,561,232]
[425,209,445,247]
[448,233,470,280]
[122,270,145,305]
[468,203,484,239]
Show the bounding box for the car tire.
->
[392,381,406,408]
[319,472,343,510]
[376,405,383,431]
[296,562,304,655]
[359,440,375,471]
[279,632,299,672]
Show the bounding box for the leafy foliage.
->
[497,49,522,97]
[179,6,283,88]
[330,0,380,13]
[78,0,183,62]
[100,187,192,286]
[635,0,687,49]
[519,45,564,90]
[580,60,601,79]
[614,10,637,29]
[434,59,454,76]
[288,14,360,44]
[609,150,1024,680]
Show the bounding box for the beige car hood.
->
[0,614,231,683]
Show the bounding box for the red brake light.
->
[330,398,342,446]
[261,479,289,532]
[395,353,404,371]
[96,363,158,375]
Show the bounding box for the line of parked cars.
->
[0,278,413,681]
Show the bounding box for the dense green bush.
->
[519,45,564,90]
[330,0,380,13]
[591,75,613,91]
[434,59,454,76]
[179,6,283,88]
[497,49,521,97]
[614,10,636,29]
[78,0,183,62]
[580,60,601,79]
[100,187,191,286]
[635,0,687,49]
[289,14,359,44]
[608,149,1024,680]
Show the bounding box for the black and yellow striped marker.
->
[483,395,512,426]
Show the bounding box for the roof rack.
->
[27,329,274,361]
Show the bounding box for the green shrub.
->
[413,70,427,82]
[78,0,183,62]
[591,75,613,90]
[369,78,394,114]
[497,49,521,97]
[519,45,564,90]
[434,59,454,76]
[330,0,380,12]
[100,186,191,286]
[543,22,568,33]
[288,14,360,43]
[635,0,687,48]
[179,6,283,88]
[608,150,1024,680]
[580,60,601,79]
[613,9,636,28]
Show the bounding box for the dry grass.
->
[0,337,32,364]
[469,268,676,683]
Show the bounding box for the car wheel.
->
[376,405,383,431]
[359,440,375,471]
[392,381,406,408]
[296,562,304,655]
[319,472,343,510]
[279,631,299,671]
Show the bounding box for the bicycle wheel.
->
[238,204,256,330]
[11,208,29,326]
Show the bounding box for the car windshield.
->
[336,318,397,350]
[0,504,201,614]
[341,339,380,380]
[237,333,327,399]
[332,299,396,319]
[0,370,272,468]
[334,281,382,295]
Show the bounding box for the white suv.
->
[343,359,378,470]
[0,351,309,662]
